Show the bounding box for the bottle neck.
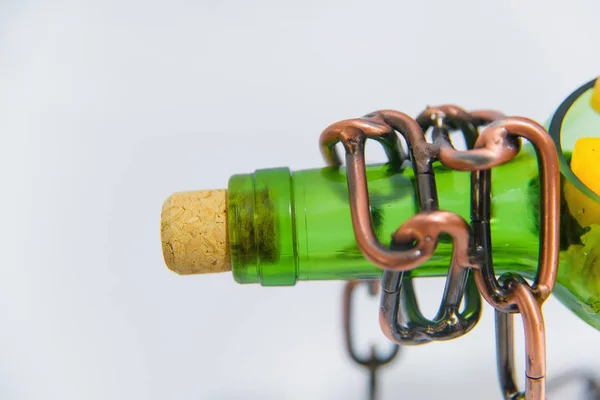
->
[228,167,297,286]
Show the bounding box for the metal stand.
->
[326,105,597,399]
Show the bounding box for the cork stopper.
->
[160,189,231,275]
[591,77,600,114]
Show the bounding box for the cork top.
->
[160,189,231,275]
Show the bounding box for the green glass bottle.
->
[225,78,600,329]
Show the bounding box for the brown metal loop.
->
[319,112,431,271]
[343,280,400,400]
[469,117,560,311]
[494,274,546,400]
[416,104,479,150]
[436,119,522,171]
[388,210,476,272]
[373,109,434,174]
[319,116,405,170]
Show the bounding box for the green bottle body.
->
[227,78,600,330]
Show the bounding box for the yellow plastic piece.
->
[564,137,600,226]
[592,78,600,114]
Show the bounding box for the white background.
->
[1,1,600,399]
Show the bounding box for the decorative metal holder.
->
[323,105,598,400]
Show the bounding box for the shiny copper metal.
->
[460,114,559,399]
[376,107,502,345]
[418,107,521,172]
[323,105,560,399]
[469,117,560,312]
[319,111,431,271]
[438,121,521,171]
[322,106,491,345]
[343,280,399,400]
[320,116,405,170]
[319,108,488,271]
[322,107,509,345]
[416,104,479,149]
[379,211,481,345]
[416,108,560,311]
[390,211,474,272]
[495,275,546,400]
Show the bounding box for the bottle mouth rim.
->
[548,77,600,203]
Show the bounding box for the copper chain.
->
[324,105,560,399]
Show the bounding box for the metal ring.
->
[469,118,560,312]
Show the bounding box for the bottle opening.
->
[548,78,600,210]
